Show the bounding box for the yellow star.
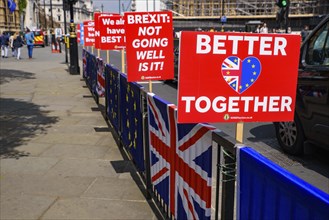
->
[246,84,249,87]
[226,71,230,75]
[232,83,236,87]
[253,71,257,75]
[247,59,251,63]
[251,79,254,82]
[252,64,255,68]
[234,59,238,63]
[239,85,242,89]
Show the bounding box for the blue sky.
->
[92,0,132,13]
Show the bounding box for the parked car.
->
[274,15,329,155]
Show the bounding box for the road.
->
[79,45,329,194]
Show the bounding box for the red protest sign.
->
[124,11,174,82]
[94,12,101,49]
[83,20,95,47]
[177,32,301,123]
[99,15,126,50]
[76,23,80,43]
[94,13,119,49]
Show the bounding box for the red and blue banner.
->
[120,74,144,171]
[237,147,329,219]
[105,64,120,131]
[82,49,87,78]
[147,93,215,219]
[96,58,105,97]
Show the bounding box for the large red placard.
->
[124,11,174,82]
[177,32,301,123]
[94,13,119,49]
[99,15,125,50]
[83,20,95,47]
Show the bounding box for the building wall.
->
[24,0,93,32]
[0,0,20,33]
[166,0,329,18]
[133,0,161,12]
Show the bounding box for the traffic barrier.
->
[237,147,329,219]
[83,50,98,103]
[82,49,329,220]
[96,58,105,97]
[104,64,120,132]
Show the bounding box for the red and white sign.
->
[94,12,101,49]
[177,32,301,123]
[94,13,119,49]
[99,15,125,50]
[124,11,174,82]
[76,23,80,43]
[83,20,95,47]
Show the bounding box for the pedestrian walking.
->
[13,31,24,60]
[9,33,15,57]
[24,28,35,59]
[0,31,9,58]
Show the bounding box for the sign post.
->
[177,32,301,143]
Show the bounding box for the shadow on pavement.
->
[0,69,59,159]
[0,98,59,159]
[0,69,35,85]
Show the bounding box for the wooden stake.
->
[91,46,94,55]
[121,49,125,73]
[107,50,110,64]
[235,122,244,143]
[149,80,152,93]
[97,48,100,58]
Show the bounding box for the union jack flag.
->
[222,56,261,94]
[96,58,105,97]
[147,93,215,220]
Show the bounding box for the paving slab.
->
[0,173,94,198]
[0,194,57,220]
[41,197,156,220]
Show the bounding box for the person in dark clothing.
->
[13,31,24,60]
[0,32,9,58]
[301,25,309,42]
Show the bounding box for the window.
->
[58,15,61,21]
[306,22,329,66]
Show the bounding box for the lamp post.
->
[63,0,68,63]
[67,0,79,74]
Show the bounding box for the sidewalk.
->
[0,47,158,219]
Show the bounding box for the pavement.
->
[0,47,159,219]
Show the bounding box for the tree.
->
[18,0,27,13]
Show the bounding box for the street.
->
[79,45,329,194]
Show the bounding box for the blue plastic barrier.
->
[120,74,145,171]
[237,147,329,220]
[105,64,120,132]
